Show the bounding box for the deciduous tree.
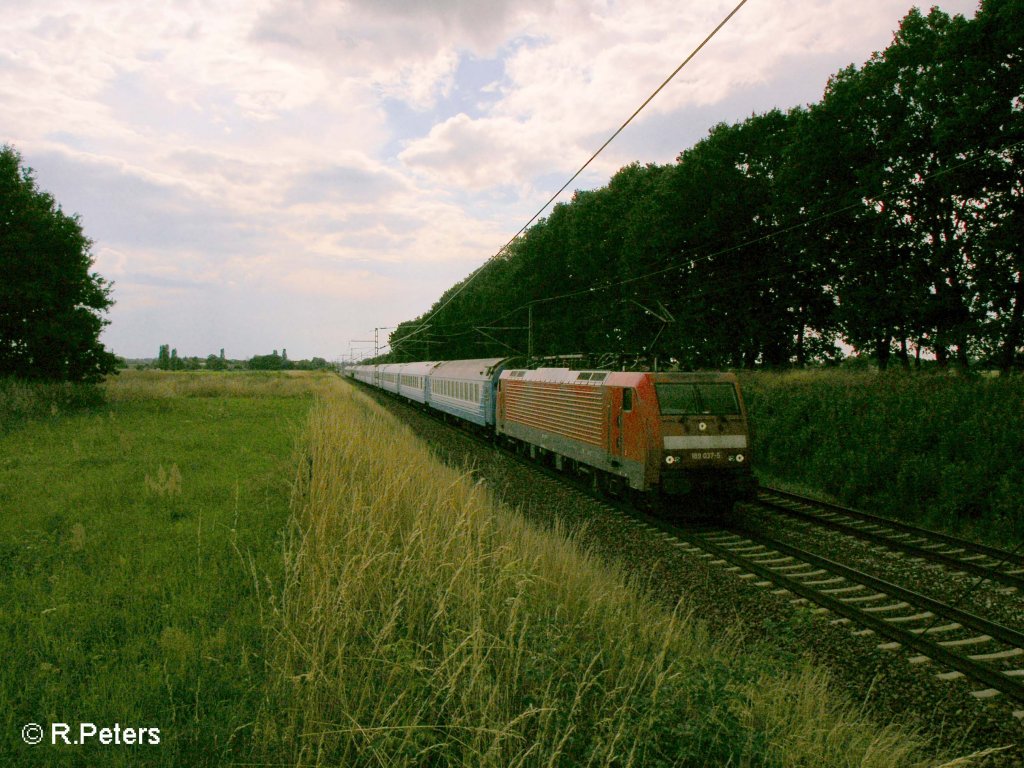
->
[0,145,116,381]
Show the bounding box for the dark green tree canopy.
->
[0,145,117,382]
[389,1,1023,372]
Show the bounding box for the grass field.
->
[0,371,972,766]
[1,370,335,766]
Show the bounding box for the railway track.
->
[535,479,1024,712]
[500,461,1024,712]
[358,385,1024,716]
[653,522,1024,713]
[753,487,1024,593]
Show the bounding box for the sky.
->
[2,0,980,362]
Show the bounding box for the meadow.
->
[1,370,334,766]
[0,370,974,766]
[739,370,1024,543]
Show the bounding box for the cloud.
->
[4,0,982,359]
[284,160,410,206]
[28,150,261,255]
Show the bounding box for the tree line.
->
[389,1,1022,371]
[150,346,332,372]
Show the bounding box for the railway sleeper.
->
[802,576,846,587]
[937,634,993,648]
[970,688,1001,699]
[884,611,935,624]
[787,568,829,579]
[839,592,890,604]
[748,555,794,566]
[968,647,1024,661]
[770,563,819,574]
[862,601,911,613]
[724,543,768,554]
[910,622,962,635]
[820,584,867,595]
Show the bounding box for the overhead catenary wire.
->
[387,135,1024,351]
[396,0,752,346]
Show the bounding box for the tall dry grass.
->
[254,382,949,767]
[104,368,337,402]
[0,376,104,431]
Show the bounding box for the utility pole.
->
[375,327,395,359]
[350,338,374,362]
[528,304,534,360]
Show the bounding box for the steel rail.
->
[662,524,1024,704]
[755,490,1024,592]
[723,529,1024,650]
[761,487,1024,568]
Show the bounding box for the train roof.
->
[399,361,440,376]
[430,358,513,380]
[501,368,648,386]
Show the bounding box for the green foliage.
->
[0,145,117,382]
[247,351,331,371]
[247,351,288,370]
[391,2,1023,371]
[741,369,1024,542]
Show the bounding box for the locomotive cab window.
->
[655,383,739,415]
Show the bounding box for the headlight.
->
[735,453,744,463]
[665,455,676,464]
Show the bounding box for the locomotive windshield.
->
[655,383,740,415]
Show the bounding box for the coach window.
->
[623,388,634,412]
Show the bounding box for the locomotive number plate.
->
[691,451,723,460]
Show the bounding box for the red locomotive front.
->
[650,372,756,502]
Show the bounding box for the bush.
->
[740,370,1024,542]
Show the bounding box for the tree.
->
[0,145,116,381]
[249,351,284,370]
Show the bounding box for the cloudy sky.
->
[3,0,979,362]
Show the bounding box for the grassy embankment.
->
[740,371,1024,543]
[1,370,332,766]
[253,380,958,767]
[2,371,975,766]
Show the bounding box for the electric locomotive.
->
[346,359,756,510]
[495,367,755,507]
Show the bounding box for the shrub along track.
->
[355,382,1024,764]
